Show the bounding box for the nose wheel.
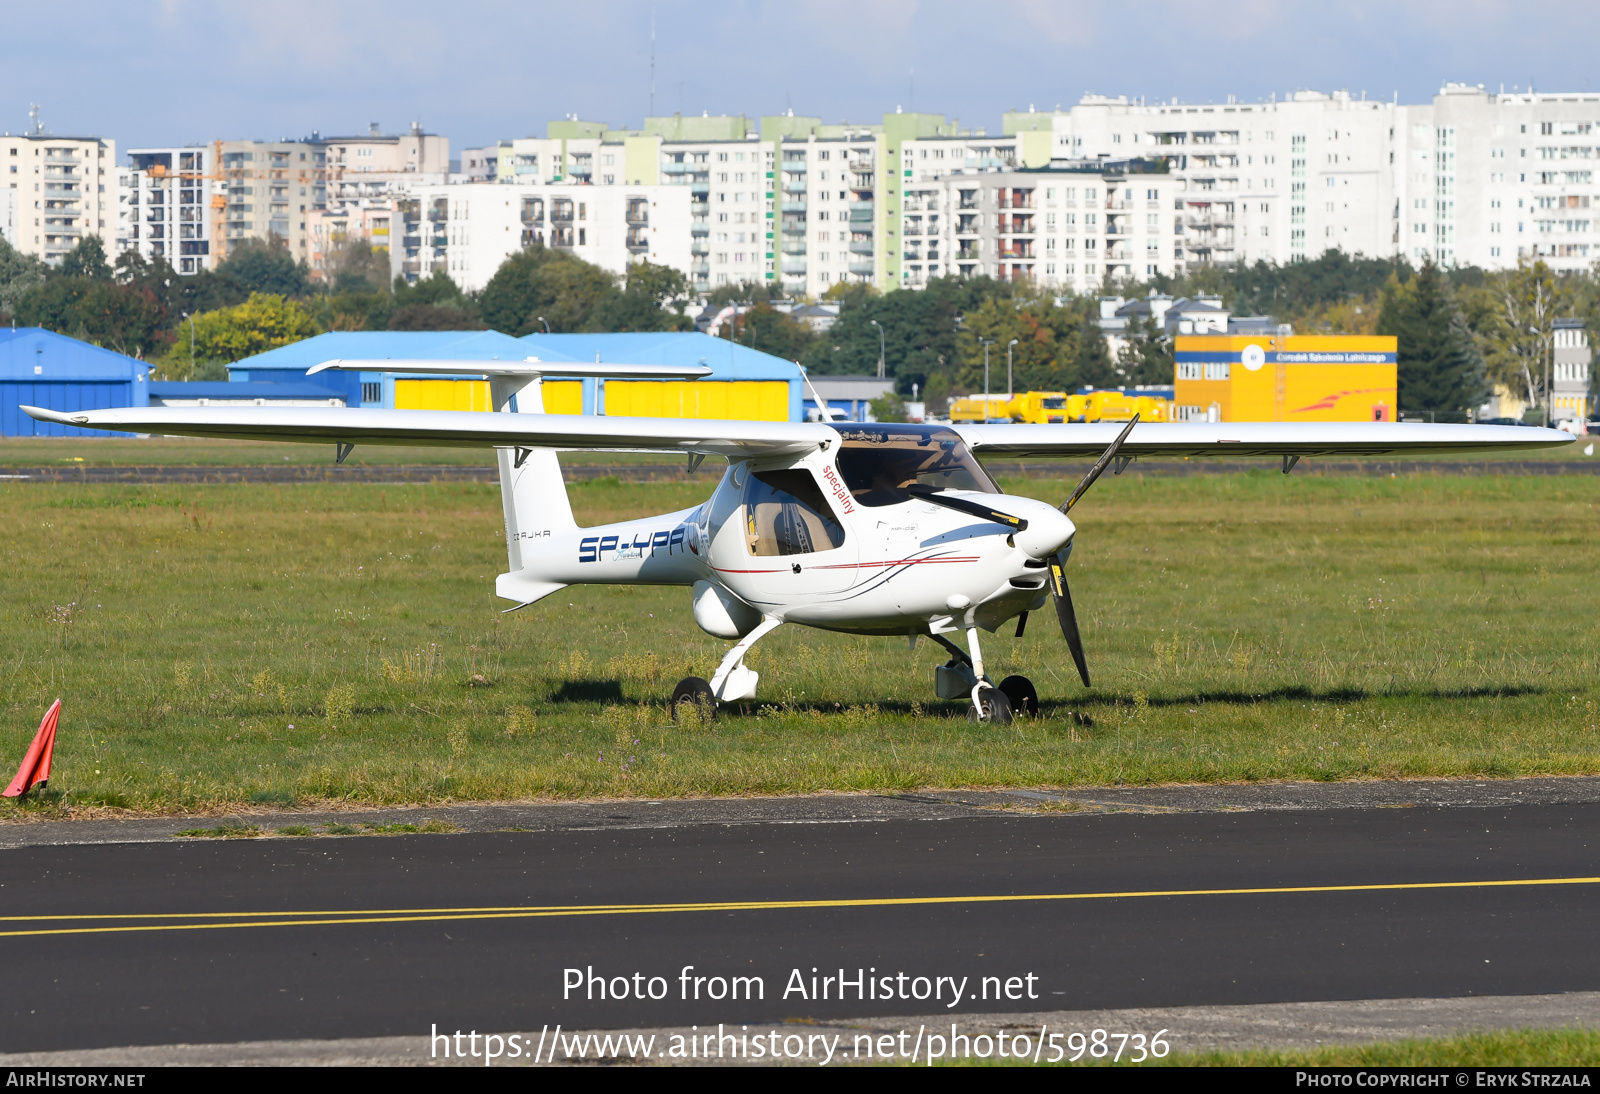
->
[670,677,716,722]
[931,629,1034,725]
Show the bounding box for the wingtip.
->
[19,405,74,425]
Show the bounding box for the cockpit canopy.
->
[831,424,1000,507]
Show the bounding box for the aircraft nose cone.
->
[1014,504,1075,560]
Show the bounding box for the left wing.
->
[952,421,1574,459]
[20,405,832,459]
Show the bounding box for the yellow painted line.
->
[3,875,1599,940]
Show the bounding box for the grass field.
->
[2,467,1599,814]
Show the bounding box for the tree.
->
[57,236,112,280]
[590,261,695,332]
[1376,261,1486,421]
[12,277,167,357]
[215,238,311,297]
[324,240,392,295]
[868,391,909,422]
[159,293,320,371]
[0,237,47,318]
[1470,259,1561,410]
[477,244,620,334]
[1114,312,1173,386]
[720,303,814,359]
[388,304,483,331]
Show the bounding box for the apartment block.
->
[0,132,115,265]
[117,146,219,273]
[1046,84,1600,275]
[215,139,327,263]
[323,123,448,178]
[414,182,693,292]
[907,164,1181,295]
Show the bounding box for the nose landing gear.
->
[930,629,1034,725]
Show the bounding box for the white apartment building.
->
[0,132,115,265]
[902,165,1181,295]
[117,147,219,273]
[414,182,693,292]
[1048,84,1600,275]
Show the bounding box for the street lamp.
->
[980,338,996,421]
[537,316,551,334]
[182,311,195,374]
[869,319,885,379]
[1007,337,1019,400]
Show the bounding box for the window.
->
[1178,362,1203,381]
[1203,363,1230,381]
[833,425,999,507]
[742,470,845,556]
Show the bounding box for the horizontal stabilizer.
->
[495,571,568,610]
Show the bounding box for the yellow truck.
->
[949,390,1172,424]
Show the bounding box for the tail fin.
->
[493,376,574,606]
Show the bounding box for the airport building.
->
[225,330,806,421]
[0,328,147,436]
[1173,335,1397,423]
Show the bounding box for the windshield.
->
[831,425,999,508]
[1041,397,1066,409]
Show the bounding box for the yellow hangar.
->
[1174,335,1397,423]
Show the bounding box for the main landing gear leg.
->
[708,616,783,703]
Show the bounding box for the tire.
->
[670,676,716,723]
[967,686,1013,725]
[997,675,1039,716]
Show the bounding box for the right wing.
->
[20,405,832,459]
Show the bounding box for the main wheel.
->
[997,675,1039,716]
[670,676,717,723]
[967,686,1013,725]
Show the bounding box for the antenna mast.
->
[649,8,656,118]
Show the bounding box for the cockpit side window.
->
[832,426,1000,507]
[743,469,846,556]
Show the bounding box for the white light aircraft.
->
[23,359,1572,724]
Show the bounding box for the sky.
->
[4,0,1599,157]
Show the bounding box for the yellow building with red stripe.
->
[1173,335,1397,423]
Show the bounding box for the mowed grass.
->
[1,468,1599,813]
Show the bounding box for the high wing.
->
[20,404,1573,461]
[952,421,1574,458]
[20,404,832,459]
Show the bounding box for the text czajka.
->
[563,966,1040,1008]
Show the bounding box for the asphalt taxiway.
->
[3,780,1599,1056]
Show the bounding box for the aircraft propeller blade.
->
[904,484,1029,532]
[1048,550,1091,687]
[1061,414,1140,513]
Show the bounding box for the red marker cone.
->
[4,699,61,799]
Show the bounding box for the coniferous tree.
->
[1376,261,1487,421]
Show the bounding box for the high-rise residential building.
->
[214,139,327,264]
[413,181,692,292]
[322,123,448,178]
[0,131,115,266]
[1047,84,1600,276]
[117,146,219,273]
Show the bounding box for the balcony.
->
[997,196,1034,210]
[783,180,807,195]
[550,205,575,223]
[690,201,709,216]
[662,161,691,174]
[626,201,649,225]
[781,259,807,275]
[998,244,1034,259]
[551,227,575,248]
[781,199,807,213]
[848,239,874,254]
[690,220,709,236]
[692,261,710,276]
[690,182,710,198]
[626,229,649,253]
[781,240,806,255]
[848,200,875,215]
[848,260,875,275]
[691,240,709,256]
